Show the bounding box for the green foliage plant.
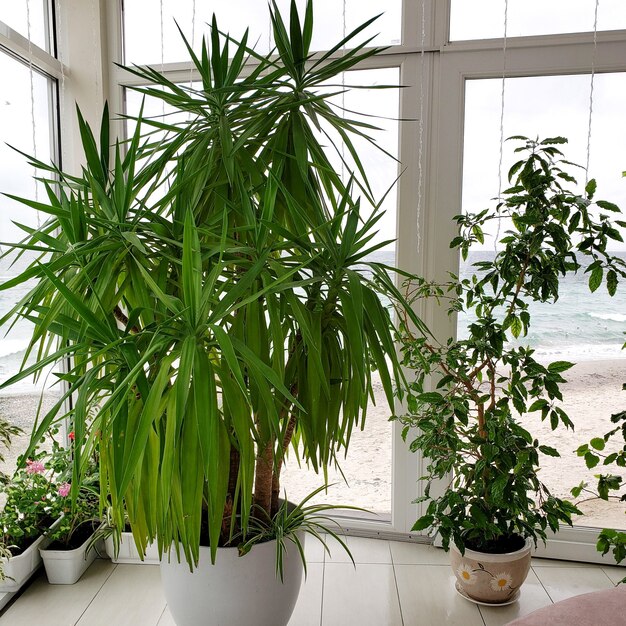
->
[0,1,410,569]
[573,400,626,580]
[0,442,70,555]
[398,137,626,554]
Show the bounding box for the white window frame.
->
[44,0,626,560]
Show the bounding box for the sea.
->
[365,248,626,364]
[1,249,625,394]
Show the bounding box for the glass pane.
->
[0,0,51,52]
[123,0,401,65]
[450,0,626,41]
[281,68,399,517]
[125,68,400,517]
[0,53,59,478]
[462,73,626,530]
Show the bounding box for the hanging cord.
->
[160,0,166,118]
[585,0,599,186]
[26,0,40,220]
[189,0,196,90]
[416,0,426,255]
[55,0,66,170]
[340,0,347,183]
[494,0,508,252]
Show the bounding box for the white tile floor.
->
[0,536,623,626]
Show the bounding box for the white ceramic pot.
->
[40,529,99,584]
[0,533,51,592]
[161,531,305,626]
[105,531,159,564]
[450,537,533,604]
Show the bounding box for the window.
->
[462,73,626,531]
[450,0,626,41]
[0,7,60,476]
[123,0,401,65]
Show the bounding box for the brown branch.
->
[113,305,140,334]
[271,410,297,514]
[253,438,274,519]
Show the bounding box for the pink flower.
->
[68,431,75,441]
[25,459,45,474]
[58,482,71,497]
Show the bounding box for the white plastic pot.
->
[160,531,305,626]
[105,531,159,564]
[40,529,99,584]
[0,533,51,592]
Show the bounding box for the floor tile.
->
[0,559,115,626]
[390,540,449,565]
[322,563,402,626]
[534,566,615,603]
[303,535,326,564]
[75,564,165,626]
[602,565,626,585]
[288,562,323,626]
[531,557,594,568]
[324,535,391,564]
[157,607,176,626]
[479,569,553,626]
[395,564,483,626]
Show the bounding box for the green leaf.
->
[590,437,606,451]
[510,316,522,339]
[547,361,575,373]
[588,266,603,293]
[596,200,620,213]
[411,515,434,531]
[607,269,618,297]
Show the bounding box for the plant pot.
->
[40,526,99,585]
[0,533,51,592]
[105,531,159,564]
[450,537,532,605]
[160,531,305,626]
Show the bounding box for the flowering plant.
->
[44,451,101,550]
[0,451,58,555]
[0,435,101,555]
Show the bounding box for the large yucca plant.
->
[0,1,417,567]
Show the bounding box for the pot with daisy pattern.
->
[450,536,532,605]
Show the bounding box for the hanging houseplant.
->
[397,137,626,604]
[0,2,414,623]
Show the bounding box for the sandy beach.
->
[283,359,626,531]
[0,391,60,478]
[0,359,624,532]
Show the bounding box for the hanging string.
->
[160,0,166,120]
[55,0,67,171]
[494,0,509,251]
[26,0,40,219]
[416,0,426,255]
[189,0,196,90]
[585,0,599,186]
[90,0,101,111]
[340,0,346,184]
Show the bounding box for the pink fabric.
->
[506,586,626,626]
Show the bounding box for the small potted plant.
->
[39,481,101,584]
[0,449,59,591]
[397,137,626,604]
[38,441,101,584]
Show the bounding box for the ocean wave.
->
[530,342,626,362]
[0,339,28,359]
[588,312,626,323]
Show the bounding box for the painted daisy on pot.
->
[456,563,476,585]
[490,572,513,592]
